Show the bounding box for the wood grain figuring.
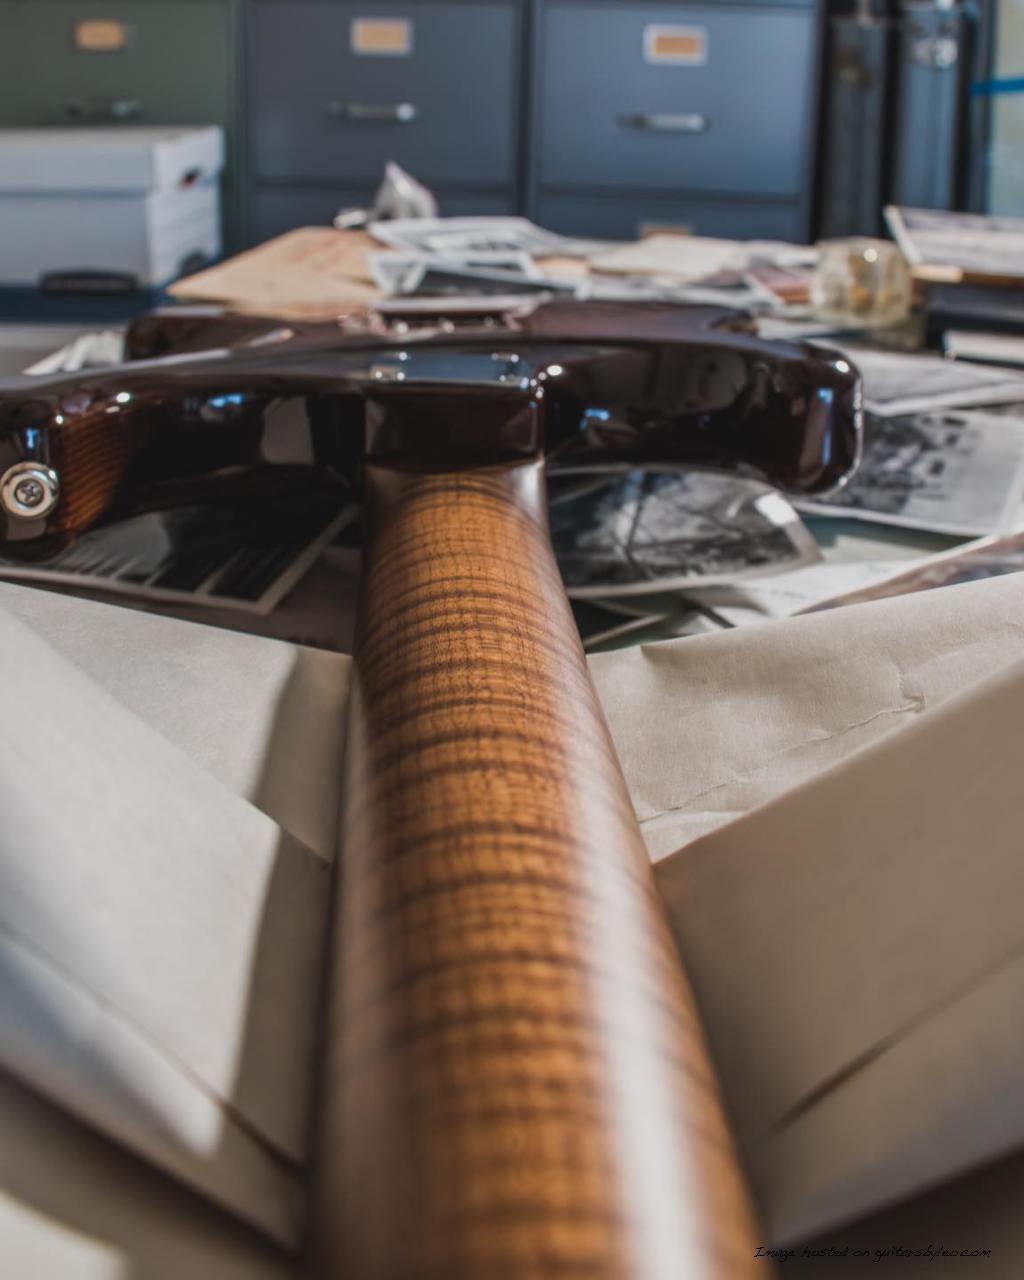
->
[50,399,154,537]
[316,459,768,1279]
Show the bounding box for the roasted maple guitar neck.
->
[0,300,860,1278]
[314,377,768,1279]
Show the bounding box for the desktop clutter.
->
[5,151,1024,1280]
[7,163,1024,653]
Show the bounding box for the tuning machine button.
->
[1,462,60,519]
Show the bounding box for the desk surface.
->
[0,319,988,657]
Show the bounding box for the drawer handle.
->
[65,97,142,122]
[619,112,708,134]
[328,102,418,124]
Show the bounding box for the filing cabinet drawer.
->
[536,192,807,242]
[538,2,816,198]
[249,1,518,186]
[0,1,232,133]
[891,2,966,209]
[249,185,514,244]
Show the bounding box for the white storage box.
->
[0,126,223,291]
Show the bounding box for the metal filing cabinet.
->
[890,0,971,209]
[0,0,829,250]
[0,0,241,248]
[817,0,980,233]
[247,0,522,244]
[530,0,822,241]
[818,11,895,238]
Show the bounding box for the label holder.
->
[643,25,708,67]
[351,18,414,58]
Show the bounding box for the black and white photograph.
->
[367,249,539,295]
[549,467,820,596]
[800,409,1024,536]
[367,215,601,259]
[0,494,355,614]
[402,260,574,297]
[570,597,671,650]
[835,345,1024,417]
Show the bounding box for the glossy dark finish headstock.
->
[0,299,861,554]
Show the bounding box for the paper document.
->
[589,233,815,280]
[756,314,846,342]
[548,468,819,596]
[657,656,1024,1243]
[581,272,776,311]
[368,249,538,294]
[594,571,1024,1241]
[24,328,124,375]
[4,564,1024,1264]
[571,598,671,650]
[799,409,1024,536]
[886,204,1024,282]
[592,568,1024,856]
[944,328,1024,368]
[589,233,750,279]
[678,558,926,627]
[803,529,1024,612]
[368,216,606,258]
[0,603,341,1245]
[834,344,1024,417]
[168,227,380,319]
[0,501,356,615]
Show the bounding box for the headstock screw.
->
[1,463,60,519]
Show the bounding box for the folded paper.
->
[657,650,1024,1241]
[592,573,1024,859]
[1,572,1023,1267]
[0,596,346,1246]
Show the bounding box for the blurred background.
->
[0,0,1017,280]
[6,0,1024,637]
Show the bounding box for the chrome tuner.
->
[0,462,60,520]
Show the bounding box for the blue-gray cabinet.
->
[890,0,969,211]
[246,0,523,242]
[0,0,826,250]
[530,0,821,239]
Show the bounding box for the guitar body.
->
[0,299,860,1276]
[0,300,858,556]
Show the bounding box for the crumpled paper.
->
[1,571,1023,1272]
[591,573,1024,860]
[0,588,349,1249]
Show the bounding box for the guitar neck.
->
[315,456,767,1278]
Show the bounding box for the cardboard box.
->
[0,126,223,291]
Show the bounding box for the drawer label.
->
[351,18,413,57]
[74,19,130,53]
[644,25,708,66]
